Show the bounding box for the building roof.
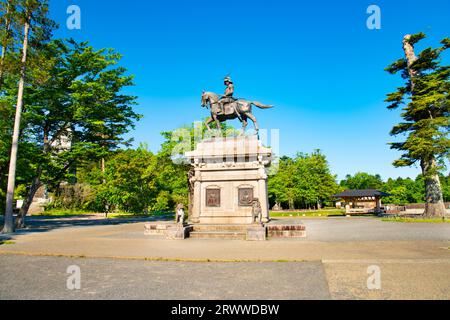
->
[333,189,391,198]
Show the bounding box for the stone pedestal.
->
[246,226,267,241]
[165,225,192,240]
[185,135,272,225]
[267,225,306,238]
[144,223,170,236]
[144,223,192,240]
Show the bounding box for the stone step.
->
[192,224,249,232]
[267,225,306,231]
[268,230,306,238]
[189,231,247,240]
[267,224,306,238]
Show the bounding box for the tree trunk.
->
[16,173,42,229]
[0,0,12,88]
[16,124,51,228]
[288,198,294,210]
[402,34,418,91]
[101,157,107,184]
[403,34,446,217]
[421,158,446,218]
[2,19,30,234]
[0,28,9,87]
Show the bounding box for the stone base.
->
[165,225,192,240]
[246,226,267,241]
[144,223,171,236]
[144,223,192,240]
[186,135,272,226]
[144,222,306,240]
[267,225,306,238]
[189,224,246,240]
[194,216,254,225]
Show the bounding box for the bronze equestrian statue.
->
[218,76,235,114]
[201,77,274,134]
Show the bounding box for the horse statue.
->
[201,92,274,134]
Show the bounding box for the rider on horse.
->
[218,76,236,114]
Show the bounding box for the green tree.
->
[293,151,339,209]
[0,0,18,87]
[0,0,19,214]
[308,150,340,208]
[92,147,159,213]
[385,33,449,217]
[157,121,240,212]
[340,172,384,190]
[43,123,239,215]
[268,156,295,209]
[381,177,425,205]
[268,151,339,210]
[2,0,56,233]
[440,174,450,203]
[3,39,139,229]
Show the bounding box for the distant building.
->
[333,189,391,214]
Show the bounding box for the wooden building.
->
[333,189,391,214]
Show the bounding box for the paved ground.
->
[0,216,449,299]
[0,255,330,300]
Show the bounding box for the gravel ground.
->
[1,216,449,300]
[0,255,330,300]
[298,217,450,242]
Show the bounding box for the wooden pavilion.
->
[333,189,391,214]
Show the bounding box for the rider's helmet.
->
[224,76,233,84]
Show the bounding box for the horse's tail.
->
[251,101,274,109]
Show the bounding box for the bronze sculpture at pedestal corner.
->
[251,198,263,225]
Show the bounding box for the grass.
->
[106,212,173,219]
[381,217,450,223]
[0,240,15,245]
[269,209,346,217]
[38,209,173,219]
[38,208,342,218]
[38,209,97,216]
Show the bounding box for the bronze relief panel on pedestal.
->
[238,188,254,207]
[206,188,221,207]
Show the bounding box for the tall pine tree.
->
[386,33,450,217]
[2,0,56,233]
[12,39,139,228]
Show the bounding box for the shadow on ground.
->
[0,214,173,235]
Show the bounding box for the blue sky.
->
[49,0,449,181]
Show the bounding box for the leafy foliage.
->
[385,32,449,216]
[385,33,449,171]
[381,176,425,205]
[340,172,383,190]
[269,151,340,210]
[0,0,57,218]
[0,38,140,218]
